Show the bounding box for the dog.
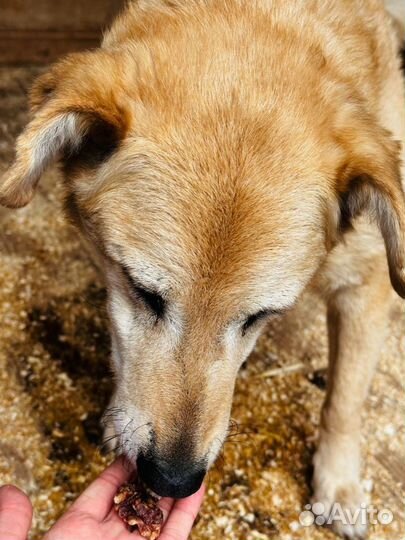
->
[1,1,404,537]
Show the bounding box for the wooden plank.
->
[0,0,123,31]
[0,30,101,64]
[0,0,123,64]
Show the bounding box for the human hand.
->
[0,457,205,540]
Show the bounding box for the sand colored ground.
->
[0,66,404,540]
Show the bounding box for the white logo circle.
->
[312,502,325,516]
[315,515,326,526]
[299,510,314,526]
[378,509,393,525]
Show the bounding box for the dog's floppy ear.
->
[336,109,405,298]
[0,51,129,209]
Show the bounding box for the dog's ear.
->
[0,51,129,209]
[335,109,405,298]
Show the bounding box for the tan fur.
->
[1,1,404,536]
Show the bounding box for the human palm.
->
[0,458,204,540]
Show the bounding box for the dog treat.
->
[114,476,163,540]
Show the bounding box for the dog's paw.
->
[310,483,368,539]
[312,432,368,539]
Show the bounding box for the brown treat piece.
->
[114,475,163,540]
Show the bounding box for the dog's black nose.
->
[137,452,206,499]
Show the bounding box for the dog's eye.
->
[122,267,165,319]
[135,286,165,318]
[241,309,275,335]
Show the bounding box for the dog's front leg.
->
[312,272,393,539]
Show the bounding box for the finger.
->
[70,457,133,521]
[160,484,205,540]
[158,497,175,524]
[0,485,33,540]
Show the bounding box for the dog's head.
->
[1,46,404,498]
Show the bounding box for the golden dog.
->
[1,1,404,537]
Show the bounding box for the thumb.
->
[0,485,33,540]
